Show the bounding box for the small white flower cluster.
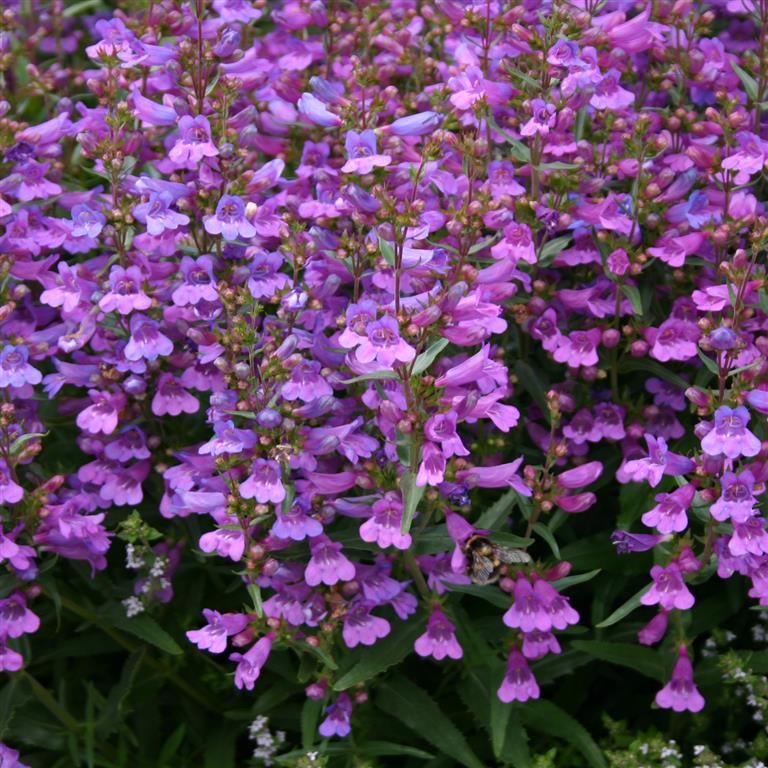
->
[122,596,144,618]
[305,753,320,764]
[125,543,145,570]
[248,715,286,766]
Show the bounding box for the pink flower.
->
[99,265,152,315]
[169,115,219,167]
[342,602,390,648]
[552,329,602,368]
[497,649,539,703]
[655,646,705,713]
[641,483,696,535]
[240,459,286,504]
[414,607,463,660]
[640,563,694,611]
[355,316,415,368]
[341,130,391,174]
[186,609,249,654]
[359,492,412,550]
[304,536,355,586]
[701,406,761,460]
[229,634,273,690]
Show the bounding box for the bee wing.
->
[492,544,532,565]
[469,550,498,585]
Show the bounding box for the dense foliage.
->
[4,0,768,766]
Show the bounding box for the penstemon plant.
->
[4,0,768,766]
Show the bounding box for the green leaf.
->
[488,116,531,162]
[377,677,485,768]
[333,619,423,690]
[532,522,560,559]
[697,349,720,377]
[104,609,183,656]
[571,640,667,682]
[519,700,607,768]
[620,284,643,317]
[499,709,532,768]
[412,338,449,375]
[158,724,186,767]
[96,650,145,738]
[514,360,550,424]
[400,471,425,534]
[378,235,396,266]
[301,698,323,750]
[346,742,435,759]
[595,583,651,628]
[247,582,263,618]
[538,161,578,171]
[341,370,399,384]
[468,235,500,255]
[63,0,105,16]
[9,431,48,455]
[447,583,509,609]
[538,235,572,268]
[490,696,511,760]
[732,62,759,101]
[552,568,601,592]
[475,488,520,530]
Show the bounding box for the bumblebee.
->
[463,534,531,585]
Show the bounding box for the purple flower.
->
[521,99,556,137]
[40,261,88,313]
[70,203,105,238]
[497,649,539,703]
[151,374,199,417]
[0,345,41,388]
[229,634,273,691]
[199,420,256,457]
[521,630,561,660]
[619,434,695,488]
[342,602,390,648]
[638,610,669,646]
[386,111,442,136]
[124,315,174,362]
[503,577,550,632]
[640,563,694,611]
[0,592,40,638]
[133,192,190,236]
[645,319,699,362]
[271,499,323,541]
[186,609,249,654]
[359,492,412,550]
[455,457,531,495]
[247,252,290,299]
[99,266,152,315]
[305,536,355,586]
[76,390,125,435]
[447,66,512,111]
[240,459,285,504]
[0,641,23,672]
[701,406,761,460]
[414,607,463,660]
[172,256,219,306]
[281,360,333,402]
[0,462,23,505]
[354,316,416,368]
[203,195,256,240]
[169,115,219,166]
[341,130,392,174]
[0,742,29,767]
[297,92,341,127]
[590,70,635,110]
[729,516,768,557]
[552,329,602,368]
[319,693,353,738]
[655,646,705,713]
[722,131,768,183]
[199,524,244,563]
[747,388,768,414]
[641,483,696,535]
[710,470,758,523]
[611,531,664,554]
